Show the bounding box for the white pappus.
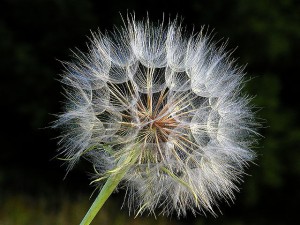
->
[54,15,258,218]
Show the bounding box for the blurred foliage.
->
[0,194,180,225]
[0,0,299,224]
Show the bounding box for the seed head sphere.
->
[55,17,258,217]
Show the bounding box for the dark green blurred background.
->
[1,0,299,224]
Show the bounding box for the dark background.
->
[1,0,300,224]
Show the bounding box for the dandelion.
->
[54,15,258,225]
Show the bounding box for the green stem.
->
[79,167,127,225]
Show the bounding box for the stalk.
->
[79,152,135,225]
[79,171,125,225]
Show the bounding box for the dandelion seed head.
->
[54,15,258,217]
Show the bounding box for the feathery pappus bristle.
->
[54,15,259,217]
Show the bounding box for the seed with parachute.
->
[54,15,259,221]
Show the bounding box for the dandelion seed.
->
[54,15,258,224]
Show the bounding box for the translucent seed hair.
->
[54,15,258,218]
